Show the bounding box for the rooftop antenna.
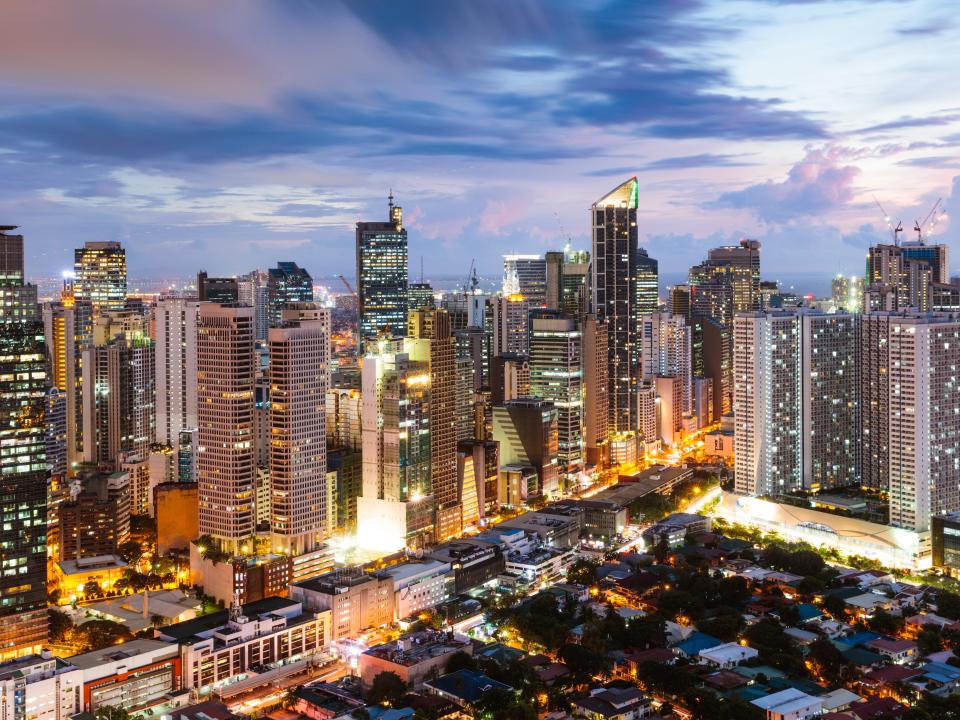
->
[873,196,903,246]
[914,198,943,244]
[420,256,424,284]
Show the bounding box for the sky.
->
[2,0,960,285]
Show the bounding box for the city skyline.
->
[1,2,959,280]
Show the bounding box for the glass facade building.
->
[356,195,408,352]
[74,241,127,313]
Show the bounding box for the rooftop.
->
[751,688,821,714]
[156,596,298,642]
[363,631,470,667]
[68,638,175,669]
[425,669,512,704]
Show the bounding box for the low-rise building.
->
[68,639,181,714]
[864,638,918,664]
[155,597,331,691]
[504,546,577,585]
[424,669,512,706]
[0,653,82,720]
[573,687,652,720]
[642,513,712,549]
[53,554,129,601]
[426,542,504,594]
[290,568,394,641]
[84,590,201,633]
[751,688,822,720]
[497,511,582,548]
[374,560,451,621]
[697,641,758,669]
[359,630,472,689]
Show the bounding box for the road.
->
[222,658,348,715]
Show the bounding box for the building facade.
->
[356,194,408,350]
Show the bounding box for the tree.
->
[118,539,144,565]
[807,639,845,684]
[445,650,477,674]
[48,608,73,642]
[95,707,131,720]
[75,620,133,652]
[796,576,826,598]
[867,608,903,636]
[937,591,960,621]
[824,595,848,619]
[696,611,743,642]
[83,580,101,598]
[787,550,824,577]
[918,626,943,656]
[558,642,607,680]
[566,559,600,587]
[367,671,406,707]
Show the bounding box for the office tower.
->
[455,326,487,391]
[268,303,329,555]
[529,312,583,478]
[42,280,92,465]
[489,295,530,356]
[154,298,201,448]
[688,240,761,418]
[239,269,270,341]
[254,374,270,469]
[459,440,499,517]
[197,304,256,555]
[0,226,48,659]
[356,194,408,350]
[74,241,126,313]
[357,339,433,552]
[455,353,475,442]
[45,388,67,477]
[590,177,641,434]
[197,271,239,304]
[178,427,199,482]
[327,388,362,451]
[409,309,459,540]
[408,282,434,312]
[639,312,693,417]
[832,274,863,313]
[879,313,960,531]
[267,262,314,328]
[582,315,609,468]
[734,311,859,497]
[635,249,659,316]
[503,254,547,307]
[59,471,131,562]
[759,280,780,310]
[81,333,155,467]
[492,399,559,498]
[489,354,530,405]
[546,248,590,319]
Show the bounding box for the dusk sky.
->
[3,0,960,284]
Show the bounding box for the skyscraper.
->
[154,298,201,448]
[502,254,547,307]
[197,272,239,304]
[489,295,530,357]
[267,262,314,328]
[590,177,641,435]
[409,309,459,540]
[639,312,692,417]
[74,241,127,313]
[357,338,433,552]
[197,304,256,554]
[734,310,859,497]
[635,249,659,316]
[529,312,583,478]
[582,315,609,468]
[492,398,559,498]
[546,248,590,319]
[238,269,270,341]
[864,241,948,312]
[356,194,408,350]
[0,226,48,660]
[268,303,329,555]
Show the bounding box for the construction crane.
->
[873,196,904,245]
[337,274,358,298]
[914,198,944,243]
[463,258,479,296]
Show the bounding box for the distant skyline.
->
[2,1,959,280]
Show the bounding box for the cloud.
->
[707,146,860,223]
[898,20,952,37]
[582,166,638,178]
[640,154,754,171]
[896,156,960,169]
[857,113,960,134]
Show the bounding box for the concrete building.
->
[155,482,199,554]
[374,560,451,621]
[640,312,692,423]
[68,639,181,715]
[266,262,313,328]
[156,597,331,692]
[489,295,530,357]
[529,312,583,478]
[268,304,330,555]
[0,653,82,720]
[582,315,609,467]
[359,630,472,689]
[503,254,547,308]
[154,298,201,449]
[197,304,256,555]
[427,542,505,594]
[58,471,131,562]
[751,688,821,720]
[74,241,126,313]
[493,399,559,499]
[290,569,394,641]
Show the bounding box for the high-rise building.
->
[178,427,199,483]
[860,313,891,492]
[503,254,547,307]
[81,332,155,468]
[268,303,329,555]
[529,312,583,478]
[409,310,459,540]
[489,295,530,357]
[882,313,960,531]
[831,274,863,313]
[865,241,948,312]
[357,339,433,552]
[0,226,48,659]
[734,311,859,497]
[639,312,692,417]
[74,241,126,313]
[489,353,530,405]
[267,262,314,328]
[238,269,270,341]
[582,315,609,468]
[590,178,642,434]
[45,388,68,477]
[635,250,659,316]
[408,282,434,312]
[356,194,408,350]
[493,398,559,498]
[154,298,201,448]
[58,471,131,562]
[546,248,590,319]
[197,304,256,555]
[197,272,239,304]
